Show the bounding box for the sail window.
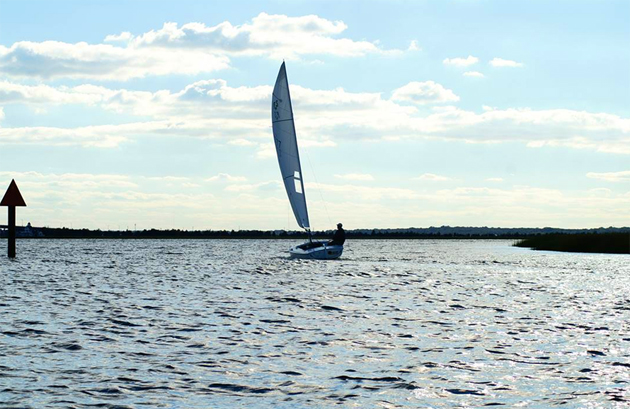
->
[294,171,301,180]
[294,179,303,194]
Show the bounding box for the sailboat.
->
[272,62,343,260]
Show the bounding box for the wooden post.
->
[1,180,26,258]
[8,206,15,258]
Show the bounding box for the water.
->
[1,239,629,408]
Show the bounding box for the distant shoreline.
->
[2,225,629,241]
[6,236,524,240]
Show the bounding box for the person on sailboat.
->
[328,223,346,246]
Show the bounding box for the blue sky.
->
[0,0,628,230]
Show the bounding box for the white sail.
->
[272,62,310,230]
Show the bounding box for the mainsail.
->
[272,62,310,230]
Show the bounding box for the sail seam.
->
[272,118,294,123]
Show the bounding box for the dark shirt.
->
[329,228,345,246]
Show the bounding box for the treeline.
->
[515,233,630,254]
[4,225,630,241]
[10,227,550,239]
[36,228,280,239]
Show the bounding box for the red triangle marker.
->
[0,179,27,207]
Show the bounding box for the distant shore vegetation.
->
[1,225,629,246]
[515,233,630,254]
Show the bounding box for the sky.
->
[0,0,628,231]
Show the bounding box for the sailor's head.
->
[337,223,343,229]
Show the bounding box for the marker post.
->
[1,180,27,258]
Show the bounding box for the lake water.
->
[1,239,629,408]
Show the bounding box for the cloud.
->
[2,171,629,230]
[0,81,111,105]
[126,15,385,58]
[104,32,133,42]
[334,173,374,181]
[299,139,337,148]
[225,180,281,192]
[586,171,630,182]
[206,173,247,182]
[443,55,478,67]
[309,182,420,201]
[0,14,405,80]
[489,58,523,68]
[391,81,459,105]
[0,171,137,190]
[486,177,504,182]
[419,107,630,154]
[228,139,257,146]
[145,176,190,182]
[0,41,230,80]
[587,188,612,197]
[2,79,629,154]
[418,186,630,228]
[414,173,452,181]
[408,40,421,51]
[0,171,225,229]
[255,144,277,159]
[0,122,160,147]
[463,71,484,78]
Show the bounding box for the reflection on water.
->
[1,239,629,407]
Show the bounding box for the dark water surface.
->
[1,239,629,408]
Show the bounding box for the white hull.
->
[289,241,343,260]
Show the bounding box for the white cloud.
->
[255,144,277,159]
[334,173,374,181]
[443,55,478,67]
[2,79,629,155]
[463,71,484,78]
[419,185,630,228]
[104,32,133,42]
[391,81,459,105]
[0,122,161,147]
[0,41,230,80]
[0,171,137,189]
[414,173,452,181]
[0,14,405,80]
[420,107,630,153]
[587,188,612,197]
[586,171,630,182]
[206,173,247,182]
[2,171,629,230]
[309,182,420,201]
[127,15,386,58]
[299,139,337,148]
[0,81,111,105]
[228,139,257,146]
[225,180,280,192]
[489,58,523,68]
[408,40,421,51]
[145,176,190,182]
[0,107,4,121]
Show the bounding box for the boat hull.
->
[289,241,343,260]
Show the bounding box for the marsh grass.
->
[515,233,630,254]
